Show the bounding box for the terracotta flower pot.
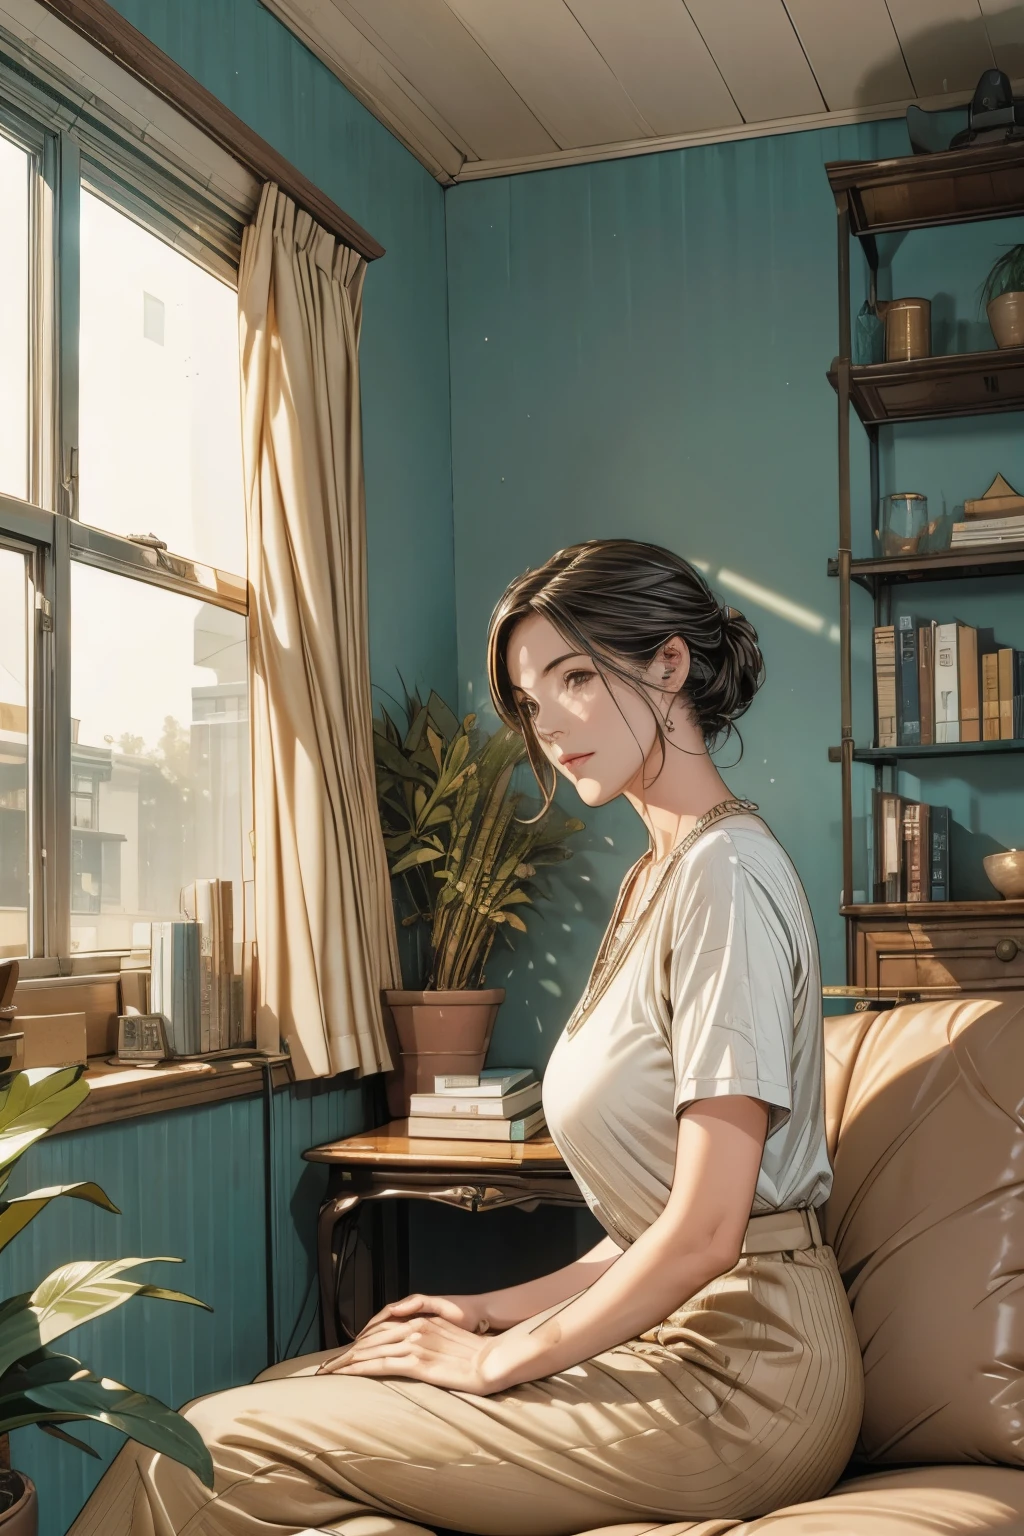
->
[988,291,1024,349]
[381,989,505,1119]
[0,1473,37,1535]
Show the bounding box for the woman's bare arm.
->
[356,1235,624,1338]
[476,1235,624,1330]
[478,1095,769,1392]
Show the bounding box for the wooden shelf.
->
[827,347,1024,424]
[841,900,1024,918]
[826,141,1024,238]
[57,1052,293,1134]
[853,740,1024,764]
[828,547,1024,589]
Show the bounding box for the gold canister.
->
[882,297,931,361]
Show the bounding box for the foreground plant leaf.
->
[0,1258,210,1379]
[26,1374,214,1488]
[0,1069,89,1175]
[0,1182,120,1254]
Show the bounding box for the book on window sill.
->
[409,1082,542,1119]
[404,1107,547,1142]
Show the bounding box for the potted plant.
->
[982,243,1024,348]
[375,690,584,1117]
[0,1052,213,1533]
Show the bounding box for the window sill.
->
[58,1051,294,1133]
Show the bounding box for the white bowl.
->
[983,850,1024,899]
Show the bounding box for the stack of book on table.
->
[872,792,950,904]
[406,1068,545,1142]
[874,617,1023,747]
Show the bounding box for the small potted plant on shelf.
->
[0,1030,213,1534]
[375,690,584,1117]
[982,243,1024,349]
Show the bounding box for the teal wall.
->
[445,123,1024,1065]
[3,5,457,1533]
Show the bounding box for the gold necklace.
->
[565,797,760,1038]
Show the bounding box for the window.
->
[0,79,253,969]
[70,566,249,952]
[0,131,29,501]
[0,545,30,958]
[78,192,246,573]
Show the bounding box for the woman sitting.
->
[70,539,863,1536]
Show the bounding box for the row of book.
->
[874,619,1024,747]
[873,793,950,904]
[406,1068,546,1141]
[150,879,251,1056]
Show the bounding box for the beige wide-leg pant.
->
[67,1211,863,1536]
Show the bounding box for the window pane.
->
[0,134,29,501]
[78,191,245,575]
[0,548,29,958]
[70,563,251,954]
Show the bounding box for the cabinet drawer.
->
[909,925,1024,987]
[855,919,1024,990]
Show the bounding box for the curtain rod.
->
[34,0,386,261]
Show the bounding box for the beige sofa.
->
[566,992,1024,1534]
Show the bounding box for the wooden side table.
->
[303,1122,584,1346]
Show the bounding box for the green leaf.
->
[403,703,429,753]
[425,726,444,770]
[27,1375,213,1488]
[0,1258,209,1380]
[426,692,461,742]
[39,1422,99,1456]
[0,1069,90,1176]
[374,736,430,784]
[390,847,444,875]
[0,1183,120,1254]
[422,804,452,829]
[441,734,470,781]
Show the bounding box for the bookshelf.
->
[826,346,1024,423]
[825,141,1024,988]
[831,740,1024,765]
[828,549,1024,590]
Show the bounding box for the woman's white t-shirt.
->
[542,815,833,1249]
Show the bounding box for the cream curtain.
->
[238,182,400,1081]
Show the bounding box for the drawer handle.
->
[995,939,1019,963]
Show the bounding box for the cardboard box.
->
[14,1013,89,1068]
[13,979,118,1056]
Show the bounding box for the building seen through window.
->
[70,568,249,952]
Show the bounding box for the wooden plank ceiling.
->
[262,0,1024,182]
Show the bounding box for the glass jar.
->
[878,493,929,557]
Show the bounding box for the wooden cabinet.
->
[846,902,1024,992]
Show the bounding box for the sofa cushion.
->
[568,1465,1024,1535]
[822,995,1024,1468]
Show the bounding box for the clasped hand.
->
[314,1293,510,1395]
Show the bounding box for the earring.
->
[662,668,672,680]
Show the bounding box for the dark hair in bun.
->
[487,539,765,809]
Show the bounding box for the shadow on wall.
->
[856,11,1024,111]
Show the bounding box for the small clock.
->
[116,1014,170,1064]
